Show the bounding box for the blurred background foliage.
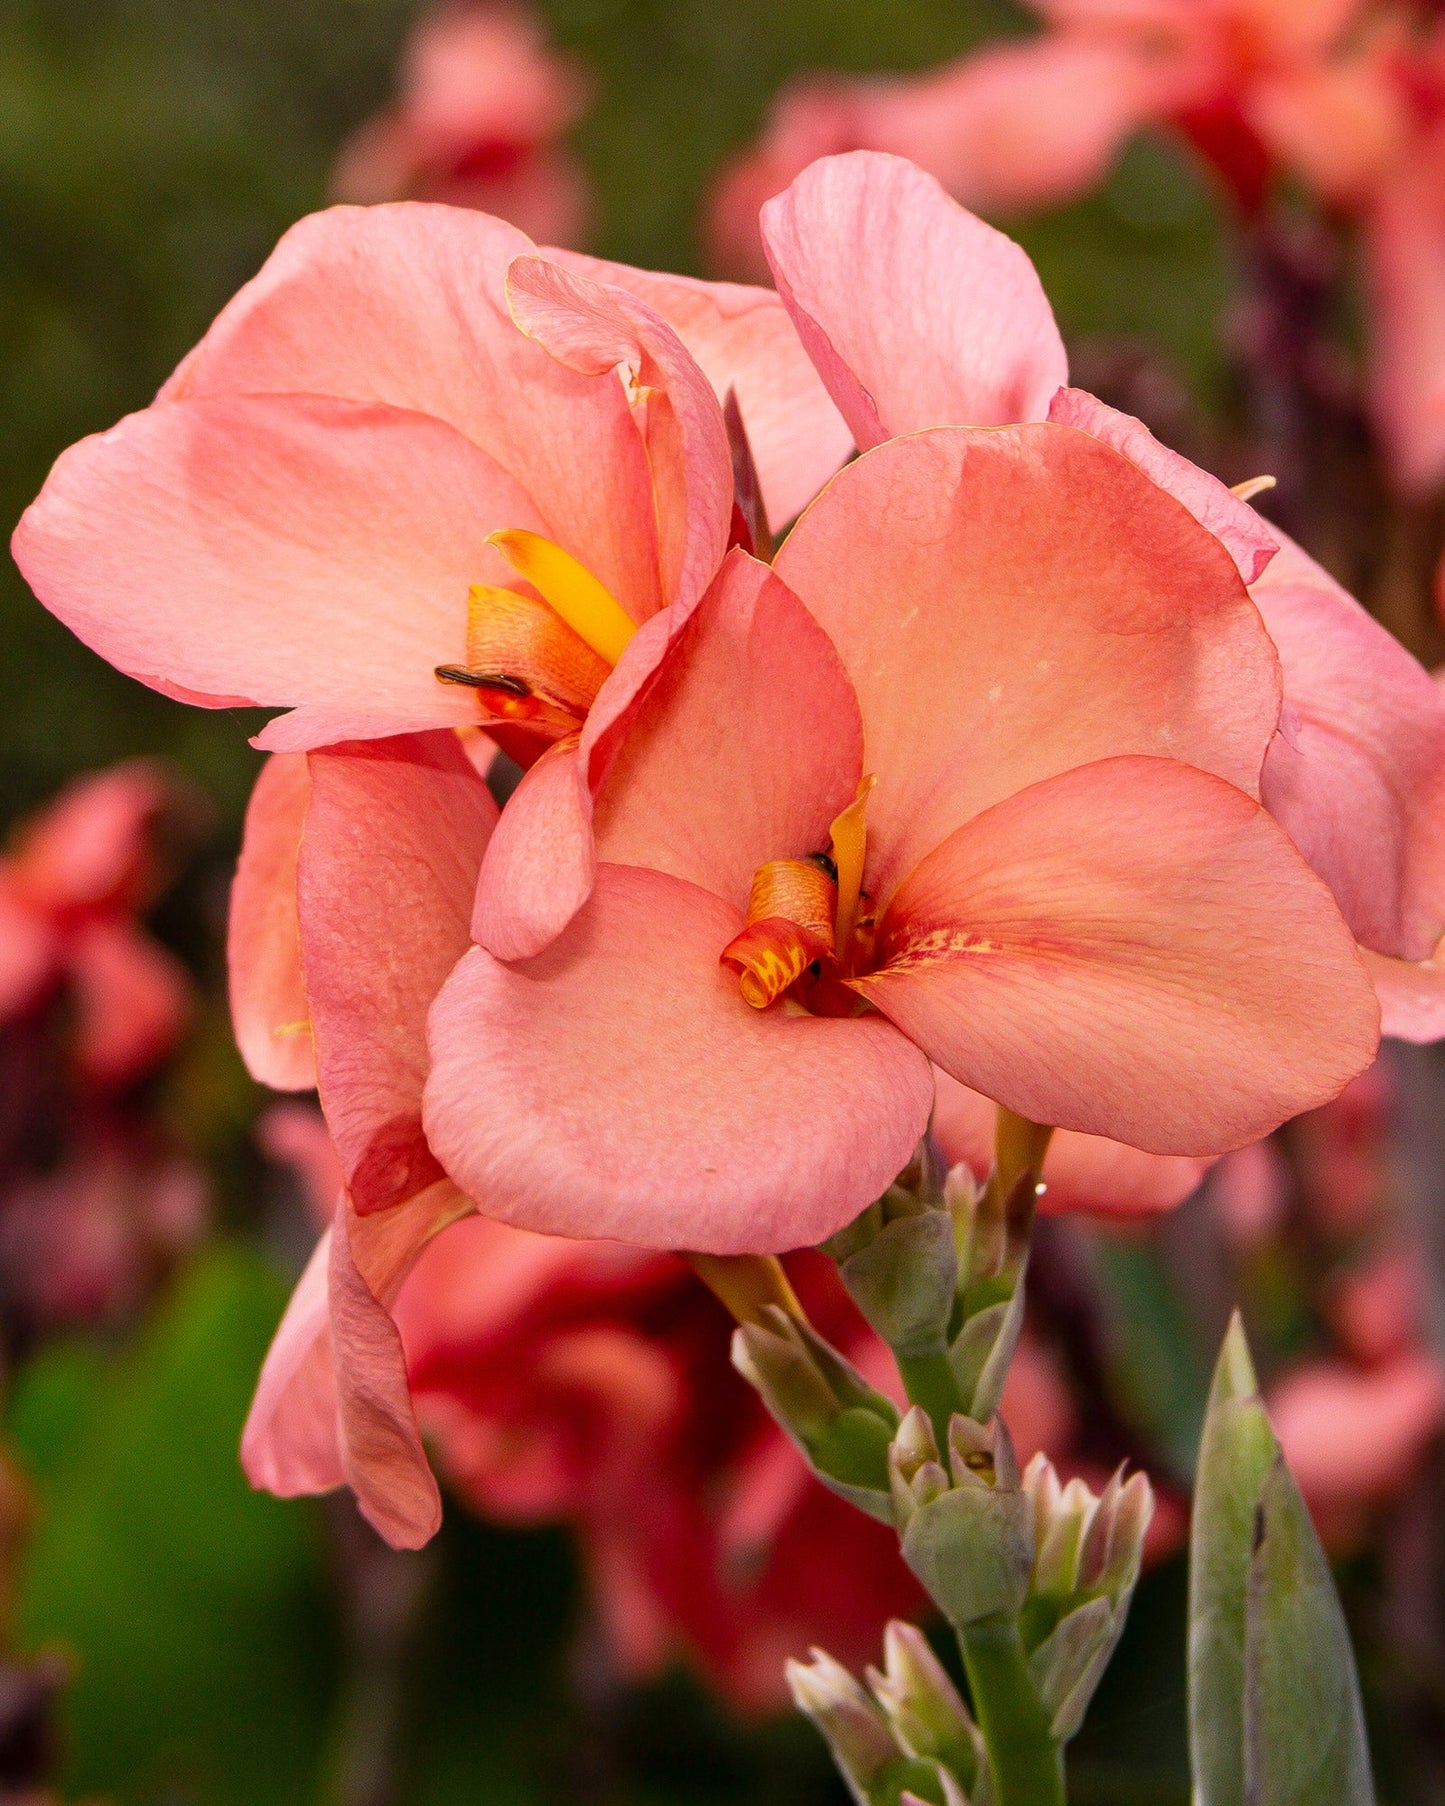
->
[0,1,1253,1800]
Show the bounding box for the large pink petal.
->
[229,753,315,1092]
[157,204,659,621]
[505,255,732,618]
[931,1069,1210,1217]
[592,551,862,911]
[1254,532,1445,960]
[549,251,854,531]
[760,151,1067,449]
[13,393,550,749]
[425,864,934,1252]
[1047,388,1277,584]
[774,425,1282,900]
[298,733,498,1212]
[856,758,1379,1154]
[1363,945,1445,1043]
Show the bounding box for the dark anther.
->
[806,851,839,882]
[434,667,531,696]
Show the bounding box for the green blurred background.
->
[0,1,1240,1799]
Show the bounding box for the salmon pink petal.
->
[505,255,732,617]
[774,426,1282,900]
[13,393,549,748]
[760,151,1067,448]
[229,753,315,1092]
[471,736,594,960]
[1253,532,1445,961]
[1268,1352,1445,1519]
[930,1069,1210,1217]
[1363,946,1445,1043]
[241,1228,344,1498]
[68,920,193,1086]
[548,250,854,530]
[855,758,1379,1154]
[592,551,862,912]
[157,203,659,621]
[299,734,498,1212]
[1047,388,1278,584]
[425,864,934,1252]
[328,1198,441,1549]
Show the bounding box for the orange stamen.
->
[435,583,611,739]
[720,857,836,1010]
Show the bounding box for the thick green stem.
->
[959,1614,1066,1806]
[896,1349,964,1452]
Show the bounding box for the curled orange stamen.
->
[720,857,837,1010]
[829,774,876,965]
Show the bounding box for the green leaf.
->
[1188,1316,1278,1806]
[1188,1315,1375,1806]
[1244,1456,1374,1806]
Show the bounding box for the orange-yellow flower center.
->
[720,777,878,1011]
[434,531,636,742]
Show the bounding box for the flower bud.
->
[888,1406,950,1527]
[867,1621,985,1788]
[787,1648,900,1801]
[897,1415,1034,1627]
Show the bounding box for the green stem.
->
[896,1348,965,1452]
[959,1614,1066,1806]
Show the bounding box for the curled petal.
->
[856,758,1379,1154]
[548,251,855,531]
[1363,945,1445,1044]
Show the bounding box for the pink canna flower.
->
[12,202,850,962]
[330,2,594,247]
[0,762,195,1086]
[758,154,1445,1045]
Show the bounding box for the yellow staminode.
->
[829,774,876,955]
[488,529,637,667]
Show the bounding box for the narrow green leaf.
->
[1244,1456,1374,1806]
[1188,1315,1284,1806]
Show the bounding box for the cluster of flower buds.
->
[890,1404,1153,1760]
[787,1621,990,1806]
[823,1118,1049,1433]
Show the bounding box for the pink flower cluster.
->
[711,0,1445,498]
[0,765,207,1336]
[12,149,1445,1594]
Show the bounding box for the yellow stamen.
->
[990,1106,1054,1211]
[829,775,876,956]
[1230,474,1277,503]
[684,1253,805,1326]
[487,530,637,667]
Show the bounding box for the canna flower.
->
[759,154,1445,1047]
[12,202,850,961]
[331,2,594,247]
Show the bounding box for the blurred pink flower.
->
[1268,1350,1445,1547]
[707,0,1393,278]
[331,3,594,247]
[0,762,194,1086]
